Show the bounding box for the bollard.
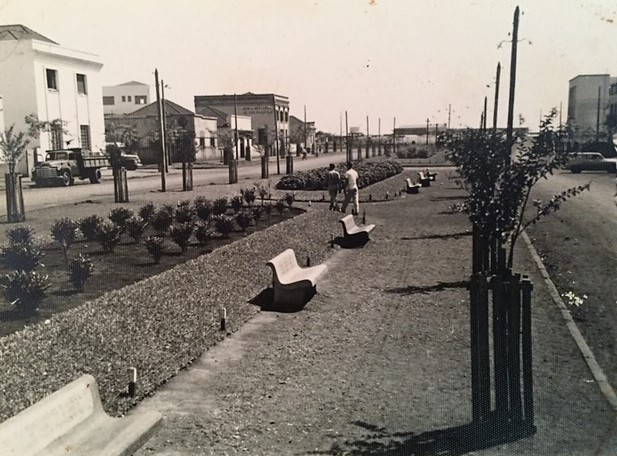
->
[369,194,372,201]
[362,210,366,224]
[330,235,334,248]
[306,255,311,267]
[308,200,312,207]
[128,367,137,397]
[220,307,227,331]
[386,191,389,200]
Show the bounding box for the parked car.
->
[119,152,142,171]
[566,152,617,174]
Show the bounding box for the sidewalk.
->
[131,174,617,455]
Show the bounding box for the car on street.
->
[566,152,617,174]
[119,152,142,171]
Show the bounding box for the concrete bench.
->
[267,248,328,307]
[417,171,431,187]
[405,178,422,194]
[424,169,438,181]
[339,214,375,246]
[0,374,162,456]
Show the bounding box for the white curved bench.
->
[417,171,431,187]
[0,374,162,456]
[267,249,328,307]
[405,178,422,194]
[339,214,375,246]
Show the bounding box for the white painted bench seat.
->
[267,248,328,307]
[405,178,422,194]
[339,214,375,246]
[417,171,431,187]
[0,374,162,456]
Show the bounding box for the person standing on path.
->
[341,161,360,215]
[325,163,342,211]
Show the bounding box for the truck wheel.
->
[89,169,102,184]
[61,170,74,186]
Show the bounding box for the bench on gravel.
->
[424,169,438,181]
[0,374,162,456]
[339,214,375,246]
[267,248,328,308]
[405,178,422,194]
[417,171,432,187]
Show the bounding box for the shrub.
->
[212,214,235,238]
[175,200,194,224]
[144,236,165,264]
[97,221,123,253]
[50,218,79,257]
[169,223,194,253]
[6,226,35,246]
[68,254,94,291]
[275,199,286,215]
[194,196,213,221]
[264,203,273,218]
[258,184,270,205]
[242,187,256,206]
[212,197,228,215]
[151,206,174,235]
[78,215,103,241]
[235,210,253,232]
[284,193,294,208]
[126,216,147,243]
[251,206,263,224]
[2,270,50,313]
[194,221,213,245]
[0,242,44,272]
[138,202,156,223]
[108,207,134,230]
[230,195,244,213]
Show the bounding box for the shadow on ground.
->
[315,420,534,456]
[248,287,311,313]
[384,280,469,295]
[332,236,370,249]
[401,232,471,241]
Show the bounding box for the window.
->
[80,125,91,150]
[103,96,115,105]
[46,69,58,90]
[50,128,63,149]
[284,111,289,122]
[122,96,126,102]
[135,95,147,105]
[127,95,132,102]
[76,74,87,94]
[210,138,216,147]
[199,137,206,147]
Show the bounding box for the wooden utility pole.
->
[596,86,601,144]
[304,105,308,152]
[154,69,166,192]
[273,95,280,174]
[345,111,349,162]
[393,117,397,154]
[506,6,520,148]
[161,80,169,172]
[426,118,429,145]
[234,94,240,161]
[448,104,452,130]
[378,117,381,155]
[493,63,501,133]
[366,115,370,158]
[483,96,488,130]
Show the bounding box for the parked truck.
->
[32,148,109,187]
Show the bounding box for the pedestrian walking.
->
[325,163,341,211]
[341,161,360,215]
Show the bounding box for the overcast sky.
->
[1,0,616,133]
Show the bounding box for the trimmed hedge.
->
[275,160,403,190]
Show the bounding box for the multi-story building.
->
[103,81,150,116]
[0,24,105,175]
[194,93,289,155]
[289,115,316,152]
[198,105,255,159]
[568,74,617,143]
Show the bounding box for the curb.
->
[523,231,617,411]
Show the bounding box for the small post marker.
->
[220,307,227,331]
[308,199,312,207]
[321,194,325,201]
[362,210,366,224]
[330,235,334,248]
[386,191,389,199]
[128,367,137,397]
[369,194,372,201]
[306,255,311,267]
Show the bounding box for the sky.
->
[1,0,616,133]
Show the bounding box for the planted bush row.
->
[276,160,403,190]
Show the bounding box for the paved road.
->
[1,150,355,213]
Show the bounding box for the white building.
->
[568,74,617,143]
[0,95,5,133]
[103,81,150,116]
[0,24,105,175]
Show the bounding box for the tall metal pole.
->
[393,117,396,154]
[378,117,381,154]
[448,104,451,130]
[596,86,601,144]
[366,115,370,157]
[339,113,342,153]
[506,6,520,150]
[154,69,166,192]
[234,94,240,161]
[273,95,280,174]
[161,80,169,172]
[426,118,429,145]
[493,62,501,133]
[483,96,488,130]
[345,111,349,162]
[304,105,308,152]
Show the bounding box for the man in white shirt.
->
[341,161,360,215]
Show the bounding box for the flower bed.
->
[0,209,341,421]
[275,160,403,190]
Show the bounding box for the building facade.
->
[568,74,617,143]
[107,99,219,164]
[194,93,289,155]
[0,24,105,175]
[289,115,316,152]
[198,105,255,159]
[103,81,150,116]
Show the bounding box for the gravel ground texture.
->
[130,170,617,455]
